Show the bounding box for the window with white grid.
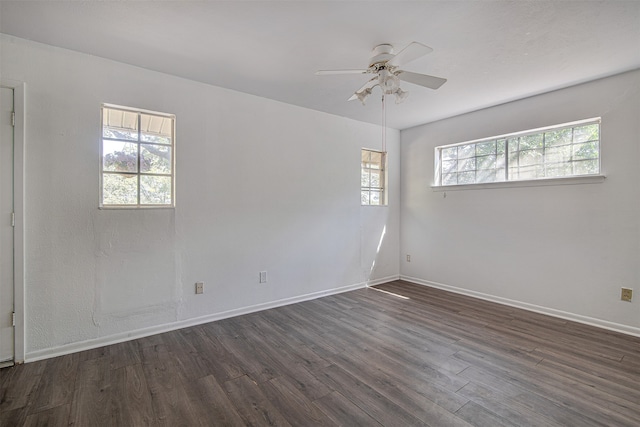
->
[361,149,387,206]
[100,105,175,207]
[435,118,600,187]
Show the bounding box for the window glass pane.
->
[518,149,543,166]
[519,134,543,150]
[573,141,599,160]
[544,128,572,147]
[140,114,172,144]
[141,133,172,145]
[497,139,506,154]
[573,124,599,143]
[573,159,599,175]
[441,147,457,161]
[369,190,381,205]
[476,141,495,156]
[442,160,457,174]
[361,170,370,187]
[476,169,497,183]
[103,109,138,141]
[103,173,138,205]
[457,144,475,159]
[495,168,507,182]
[477,154,496,170]
[508,167,519,181]
[508,150,519,166]
[369,151,382,167]
[140,144,172,174]
[496,153,506,169]
[370,171,381,188]
[545,145,572,164]
[458,171,475,184]
[517,164,545,180]
[140,175,172,205]
[102,140,138,172]
[458,158,476,172]
[361,150,370,163]
[507,137,519,152]
[361,191,370,205]
[546,163,572,178]
[442,173,457,186]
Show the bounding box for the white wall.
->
[0,34,400,360]
[401,70,640,335]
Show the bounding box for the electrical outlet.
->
[406,254,411,262]
[621,288,632,302]
[259,271,267,283]
[195,282,204,294]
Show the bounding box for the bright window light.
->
[100,105,175,208]
[434,118,601,187]
[362,149,387,206]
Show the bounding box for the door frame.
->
[1,79,25,364]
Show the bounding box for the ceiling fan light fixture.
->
[378,69,400,95]
[355,87,373,105]
[394,88,409,104]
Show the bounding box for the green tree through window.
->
[101,105,175,207]
[436,118,600,186]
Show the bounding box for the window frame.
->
[433,118,602,188]
[99,104,176,209]
[361,148,388,206]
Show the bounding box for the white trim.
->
[366,274,400,287]
[434,117,602,188]
[1,79,25,364]
[400,275,640,338]
[99,104,176,209]
[24,281,367,363]
[102,103,175,119]
[432,174,606,191]
[438,117,601,149]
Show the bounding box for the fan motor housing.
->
[369,44,395,68]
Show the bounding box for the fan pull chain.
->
[381,94,387,153]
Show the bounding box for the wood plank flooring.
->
[1,280,639,426]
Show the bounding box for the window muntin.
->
[100,105,175,207]
[435,118,600,186]
[361,149,387,206]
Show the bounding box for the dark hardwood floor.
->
[1,280,639,426]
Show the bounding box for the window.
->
[100,105,175,207]
[361,149,387,206]
[435,118,601,186]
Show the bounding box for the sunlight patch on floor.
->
[369,286,410,300]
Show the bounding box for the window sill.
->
[99,205,175,210]
[431,174,606,192]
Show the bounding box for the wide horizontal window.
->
[100,105,175,207]
[434,118,601,187]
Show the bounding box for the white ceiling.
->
[1,1,639,130]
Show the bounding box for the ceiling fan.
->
[316,42,447,105]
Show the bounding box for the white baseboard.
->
[366,274,400,287]
[34,273,634,362]
[25,281,369,363]
[400,275,640,338]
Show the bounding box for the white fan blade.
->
[348,77,378,101]
[315,69,369,75]
[397,70,447,90]
[387,42,433,67]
